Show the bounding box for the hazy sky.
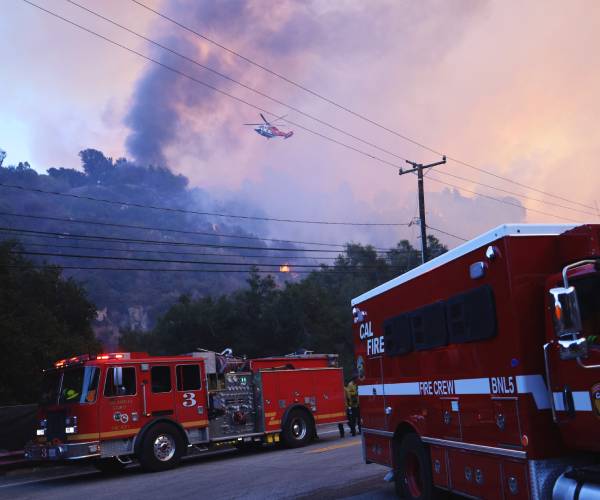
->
[2,0,599,249]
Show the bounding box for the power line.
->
[23,0,592,222]
[3,232,418,258]
[62,1,596,220]
[14,249,407,269]
[1,226,403,255]
[6,264,406,275]
[433,169,598,218]
[20,0,406,173]
[65,0,408,165]
[0,182,409,228]
[129,0,595,213]
[426,225,468,242]
[426,174,582,223]
[0,211,394,252]
[4,240,348,261]
[0,226,346,253]
[20,0,590,225]
[443,157,596,211]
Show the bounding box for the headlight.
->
[65,416,78,434]
[65,416,78,426]
[37,418,47,436]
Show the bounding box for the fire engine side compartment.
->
[259,368,345,433]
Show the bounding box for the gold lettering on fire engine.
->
[419,380,456,396]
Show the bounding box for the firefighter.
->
[345,374,361,436]
[64,388,79,401]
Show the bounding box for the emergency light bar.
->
[53,355,90,368]
[52,352,135,368]
[92,353,131,361]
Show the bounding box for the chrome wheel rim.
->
[291,417,307,440]
[153,434,175,462]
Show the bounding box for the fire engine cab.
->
[351,224,600,499]
[25,349,345,472]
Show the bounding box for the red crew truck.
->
[351,224,600,499]
[25,349,345,472]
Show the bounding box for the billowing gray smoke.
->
[124,0,320,167]
[122,0,522,251]
[125,65,180,167]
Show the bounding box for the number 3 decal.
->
[182,392,196,407]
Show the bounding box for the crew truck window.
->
[411,302,448,350]
[151,366,172,393]
[383,314,413,356]
[104,367,136,397]
[176,364,201,391]
[445,285,496,344]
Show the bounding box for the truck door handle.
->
[543,342,558,423]
[142,382,149,416]
[562,386,576,417]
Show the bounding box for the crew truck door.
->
[175,362,208,429]
[360,354,387,429]
[546,271,600,451]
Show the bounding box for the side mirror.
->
[549,286,582,337]
[113,367,123,387]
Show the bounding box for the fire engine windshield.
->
[574,275,600,344]
[40,367,100,405]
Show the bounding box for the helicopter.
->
[244,113,294,139]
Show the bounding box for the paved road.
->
[0,426,399,500]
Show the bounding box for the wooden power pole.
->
[399,156,446,264]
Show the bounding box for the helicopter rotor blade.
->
[270,115,289,127]
[244,123,262,126]
[260,113,270,125]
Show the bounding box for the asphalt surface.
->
[0,426,400,500]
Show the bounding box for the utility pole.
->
[399,156,446,264]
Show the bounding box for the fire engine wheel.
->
[395,433,435,500]
[282,409,315,448]
[93,457,126,475]
[139,423,184,472]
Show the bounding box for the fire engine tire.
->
[395,433,435,500]
[282,408,315,448]
[139,423,184,472]
[93,457,127,475]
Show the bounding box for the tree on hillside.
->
[0,241,101,404]
[0,148,266,343]
[79,149,114,181]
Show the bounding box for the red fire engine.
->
[351,224,600,499]
[25,349,345,472]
